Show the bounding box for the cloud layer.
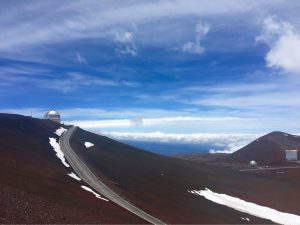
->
[101,131,260,153]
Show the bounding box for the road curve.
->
[60,126,165,225]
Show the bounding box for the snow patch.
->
[68,172,81,181]
[49,138,70,167]
[241,217,250,221]
[284,134,289,137]
[84,142,94,148]
[189,188,300,225]
[55,127,67,136]
[81,185,109,201]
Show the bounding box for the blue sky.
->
[1,0,300,150]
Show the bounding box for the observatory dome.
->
[44,110,61,123]
[249,160,257,166]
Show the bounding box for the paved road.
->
[60,126,165,225]
[240,166,300,172]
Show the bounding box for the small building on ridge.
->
[44,110,61,123]
[285,150,298,161]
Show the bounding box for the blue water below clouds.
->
[121,140,223,156]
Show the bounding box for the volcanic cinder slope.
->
[2,114,300,224]
[0,113,145,224]
[69,127,300,224]
[223,131,300,165]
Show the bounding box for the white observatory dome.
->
[44,110,61,123]
[249,160,257,166]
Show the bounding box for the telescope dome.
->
[44,110,61,123]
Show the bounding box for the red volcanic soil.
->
[2,114,300,224]
[70,127,300,224]
[0,113,145,224]
[223,131,300,165]
[174,152,227,163]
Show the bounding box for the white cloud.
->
[114,31,137,56]
[130,116,144,127]
[76,52,88,64]
[2,106,299,134]
[209,140,252,154]
[0,0,291,55]
[114,31,134,43]
[65,116,240,129]
[67,119,130,128]
[182,22,210,54]
[257,16,300,74]
[0,107,201,120]
[101,131,259,153]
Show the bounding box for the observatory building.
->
[249,160,257,167]
[285,150,298,161]
[44,110,61,123]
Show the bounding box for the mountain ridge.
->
[223,131,300,164]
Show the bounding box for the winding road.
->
[60,126,165,225]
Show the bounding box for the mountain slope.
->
[2,114,300,224]
[0,113,145,224]
[224,131,300,164]
[69,127,300,224]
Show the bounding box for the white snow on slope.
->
[49,137,70,167]
[55,127,67,136]
[241,217,250,221]
[68,172,81,181]
[84,142,94,148]
[81,185,109,201]
[190,188,300,225]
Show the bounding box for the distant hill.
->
[223,131,300,164]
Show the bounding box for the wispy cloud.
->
[76,52,88,64]
[0,0,292,55]
[114,31,138,56]
[192,91,300,109]
[182,22,210,54]
[0,65,139,93]
[44,72,121,93]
